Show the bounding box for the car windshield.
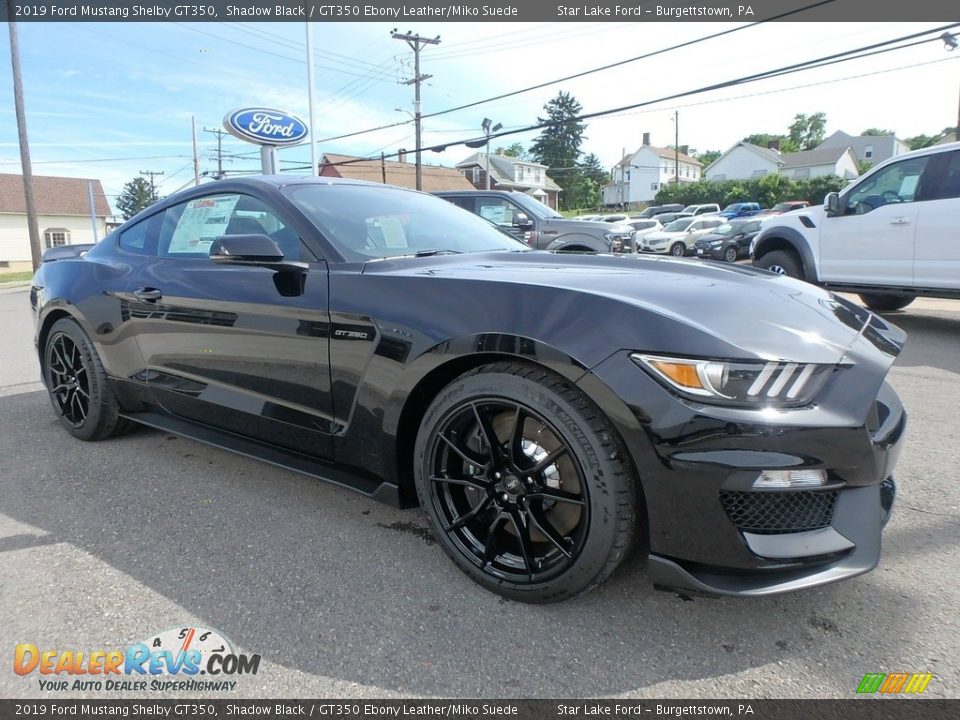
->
[771,202,793,212]
[510,192,563,220]
[664,218,694,232]
[713,223,740,236]
[284,184,531,260]
[681,205,701,213]
[722,204,743,213]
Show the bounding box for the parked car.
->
[435,190,634,253]
[623,218,663,252]
[638,216,725,256]
[30,175,905,601]
[752,141,960,311]
[719,202,762,219]
[681,203,721,216]
[636,203,684,218]
[693,219,763,262]
[650,211,691,225]
[758,200,809,216]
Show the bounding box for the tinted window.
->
[119,217,155,255]
[933,150,960,200]
[845,155,931,215]
[284,184,529,261]
[157,194,302,260]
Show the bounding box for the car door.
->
[472,196,530,242]
[819,154,934,286]
[914,149,960,289]
[124,191,334,458]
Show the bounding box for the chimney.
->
[398,148,408,163]
[642,132,651,146]
[767,140,780,151]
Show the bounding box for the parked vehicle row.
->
[637,216,725,256]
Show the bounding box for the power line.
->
[324,23,959,169]
[311,0,837,146]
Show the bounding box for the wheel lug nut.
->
[500,493,509,502]
[494,472,501,479]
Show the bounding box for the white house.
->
[816,130,909,165]
[0,174,110,272]
[455,152,562,209]
[780,146,860,180]
[602,134,702,206]
[704,142,783,181]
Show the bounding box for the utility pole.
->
[8,17,43,271]
[392,29,440,191]
[673,110,680,184]
[204,127,229,179]
[191,116,200,186]
[139,170,164,199]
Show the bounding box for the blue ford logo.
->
[223,108,308,146]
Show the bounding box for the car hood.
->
[362,252,905,368]
[643,230,686,241]
[695,232,735,244]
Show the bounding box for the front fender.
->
[752,225,820,282]
[545,233,608,253]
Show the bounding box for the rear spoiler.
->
[42,244,96,263]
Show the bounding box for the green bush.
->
[654,174,846,208]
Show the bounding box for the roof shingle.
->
[320,154,474,192]
[0,174,111,216]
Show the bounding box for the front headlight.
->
[631,354,835,407]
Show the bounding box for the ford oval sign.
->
[223,108,308,147]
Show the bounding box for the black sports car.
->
[30,176,905,603]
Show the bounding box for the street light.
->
[481,117,502,190]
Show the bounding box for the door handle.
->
[890,217,911,226]
[133,287,162,302]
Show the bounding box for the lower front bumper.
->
[648,478,896,597]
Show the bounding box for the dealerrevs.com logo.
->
[14,627,260,692]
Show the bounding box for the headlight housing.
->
[631,354,835,407]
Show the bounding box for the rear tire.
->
[43,318,132,441]
[414,362,638,603]
[756,249,804,279]
[859,293,915,312]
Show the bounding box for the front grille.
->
[720,490,839,534]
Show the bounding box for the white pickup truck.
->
[751,141,960,311]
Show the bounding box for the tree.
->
[692,149,722,167]
[530,91,586,210]
[494,142,528,159]
[116,176,159,219]
[861,128,894,137]
[905,127,956,150]
[788,112,827,151]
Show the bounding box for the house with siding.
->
[816,130,909,165]
[0,174,110,272]
[704,142,783,181]
[455,153,562,209]
[780,146,860,180]
[602,133,702,206]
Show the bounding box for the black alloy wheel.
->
[415,363,637,603]
[46,330,90,428]
[43,318,131,441]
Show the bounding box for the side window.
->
[476,198,521,229]
[933,150,960,200]
[157,193,302,260]
[443,196,475,213]
[118,216,155,255]
[845,155,931,215]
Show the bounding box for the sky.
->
[1,19,958,214]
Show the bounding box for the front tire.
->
[756,249,804,279]
[43,318,132,441]
[414,362,637,603]
[859,293,915,312]
[669,242,686,257]
[723,246,738,263]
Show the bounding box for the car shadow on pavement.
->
[0,389,942,698]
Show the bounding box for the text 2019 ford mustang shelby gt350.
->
[31,176,904,602]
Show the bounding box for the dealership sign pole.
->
[223,108,309,176]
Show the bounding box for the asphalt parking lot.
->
[1,282,958,700]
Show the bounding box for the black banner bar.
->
[0,0,958,23]
[1,700,958,720]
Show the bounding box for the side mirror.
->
[513,212,534,230]
[824,192,841,217]
[210,234,307,273]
